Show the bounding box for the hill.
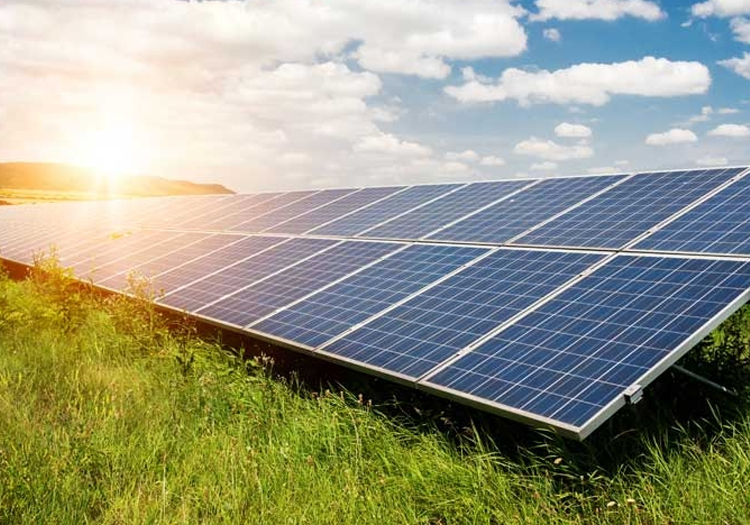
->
[0,162,234,202]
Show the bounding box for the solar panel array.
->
[2,166,750,440]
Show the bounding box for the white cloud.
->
[354,132,433,156]
[532,0,665,21]
[555,122,593,138]
[688,105,714,124]
[587,166,618,174]
[614,159,630,167]
[514,137,594,161]
[445,57,711,107]
[707,123,750,136]
[719,52,750,80]
[719,107,740,114]
[692,0,750,17]
[531,161,558,171]
[480,155,506,166]
[543,28,562,42]
[351,0,527,79]
[0,0,531,190]
[695,156,729,165]
[445,150,480,162]
[645,128,699,145]
[730,17,750,42]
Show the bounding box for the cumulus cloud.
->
[514,137,594,161]
[530,161,558,171]
[587,166,618,174]
[543,28,562,42]
[695,156,729,165]
[1,0,532,190]
[445,150,480,161]
[645,128,699,145]
[480,155,506,166]
[719,107,740,114]
[688,105,714,124]
[445,57,711,107]
[532,0,665,21]
[719,53,750,79]
[692,0,750,17]
[730,17,750,42]
[555,122,593,138]
[707,123,750,137]
[353,132,433,156]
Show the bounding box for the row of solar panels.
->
[2,166,750,439]
[3,167,750,256]
[3,225,750,436]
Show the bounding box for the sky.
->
[1,0,750,192]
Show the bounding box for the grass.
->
[1,262,750,523]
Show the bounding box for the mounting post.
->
[672,364,739,397]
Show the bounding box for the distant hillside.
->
[0,162,234,198]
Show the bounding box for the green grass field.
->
[1,262,750,524]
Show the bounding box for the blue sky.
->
[1,0,749,192]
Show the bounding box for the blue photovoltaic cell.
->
[515,168,742,249]
[201,194,287,230]
[198,241,401,327]
[321,249,603,379]
[176,194,276,230]
[252,244,489,348]
[98,233,240,290]
[66,230,184,277]
[159,237,335,313]
[147,195,237,229]
[431,175,625,244]
[634,170,750,255]
[153,236,286,295]
[231,189,354,232]
[202,191,314,231]
[310,184,461,237]
[91,232,209,283]
[266,186,404,235]
[363,180,530,240]
[160,194,242,229]
[426,255,750,431]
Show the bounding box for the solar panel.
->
[159,237,335,313]
[176,194,278,230]
[88,232,209,283]
[3,166,750,441]
[515,168,742,249]
[182,191,314,232]
[310,184,461,237]
[265,186,404,235]
[197,240,401,327]
[633,170,750,255]
[152,235,287,295]
[251,244,489,348]
[231,189,354,232]
[319,249,603,380]
[430,175,626,244]
[422,254,750,438]
[98,233,241,291]
[362,180,531,240]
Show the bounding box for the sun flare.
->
[84,123,144,181]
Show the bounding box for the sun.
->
[84,122,144,181]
